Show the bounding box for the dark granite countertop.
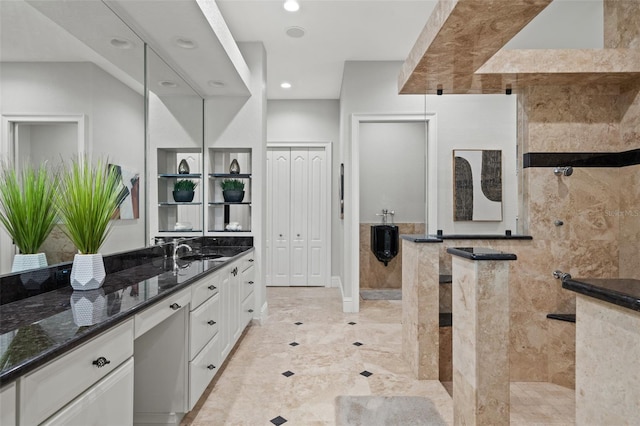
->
[401,233,532,242]
[446,247,517,261]
[562,278,640,312]
[0,241,253,385]
[400,234,443,243]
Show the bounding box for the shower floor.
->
[360,289,402,300]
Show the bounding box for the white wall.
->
[205,42,268,320]
[17,123,77,167]
[0,62,145,268]
[340,61,517,303]
[266,99,342,278]
[505,0,604,49]
[359,121,425,223]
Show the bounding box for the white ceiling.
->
[217,0,438,100]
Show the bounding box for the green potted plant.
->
[55,157,121,291]
[220,178,245,202]
[0,162,58,272]
[173,179,198,202]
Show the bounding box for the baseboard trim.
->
[331,275,342,288]
[259,301,268,325]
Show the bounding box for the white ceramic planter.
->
[11,253,48,273]
[70,289,107,326]
[70,253,106,291]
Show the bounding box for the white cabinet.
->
[20,320,134,426]
[267,147,329,286]
[239,255,256,330]
[0,382,16,426]
[41,358,134,426]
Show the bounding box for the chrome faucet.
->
[552,270,572,282]
[173,243,192,262]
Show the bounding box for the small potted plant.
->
[173,179,198,202]
[55,157,121,291]
[220,179,245,202]
[0,162,58,272]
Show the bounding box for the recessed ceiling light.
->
[174,37,197,49]
[208,80,226,88]
[158,80,178,88]
[285,26,306,38]
[283,0,300,12]
[110,37,134,49]
[281,82,292,89]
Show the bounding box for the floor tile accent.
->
[353,342,363,346]
[289,342,299,346]
[348,321,357,325]
[360,370,373,377]
[270,416,287,425]
[294,321,303,325]
[181,287,575,426]
[281,370,294,377]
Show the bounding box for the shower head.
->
[554,166,573,177]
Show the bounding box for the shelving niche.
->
[156,148,203,235]
[206,149,252,234]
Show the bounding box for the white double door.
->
[267,146,329,286]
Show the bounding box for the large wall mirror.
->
[0,0,146,274]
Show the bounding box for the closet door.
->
[307,148,327,286]
[290,149,309,286]
[270,149,291,286]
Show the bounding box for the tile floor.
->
[182,287,575,425]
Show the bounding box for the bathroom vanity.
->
[0,238,256,425]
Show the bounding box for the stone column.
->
[401,236,442,379]
[448,247,516,426]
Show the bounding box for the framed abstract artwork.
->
[453,150,502,221]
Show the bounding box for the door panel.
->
[307,149,326,285]
[271,149,291,286]
[290,150,308,286]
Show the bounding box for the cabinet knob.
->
[248,259,254,262]
[297,234,300,237]
[248,281,254,285]
[207,364,216,370]
[279,234,283,237]
[92,357,111,368]
[207,320,216,325]
[169,303,181,310]
[208,285,216,290]
[248,309,254,313]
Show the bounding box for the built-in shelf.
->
[208,229,252,233]
[209,173,251,179]
[158,173,202,179]
[158,202,203,206]
[157,230,203,234]
[208,202,251,206]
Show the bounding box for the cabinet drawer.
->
[1,382,16,426]
[189,293,220,360]
[42,358,134,426]
[191,272,220,310]
[19,319,134,426]
[135,287,191,338]
[189,333,220,410]
[240,253,255,273]
[240,292,255,330]
[240,269,255,302]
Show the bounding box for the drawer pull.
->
[207,320,216,325]
[92,357,111,368]
[169,303,181,310]
[248,281,254,285]
[248,259,254,262]
[207,364,216,370]
[208,285,217,290]
[248,309,254,313]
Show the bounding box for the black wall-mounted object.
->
[523,149,640,169]
[371,225,399,267]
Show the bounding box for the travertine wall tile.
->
[547,320,576,389]
[40,225,76,265]
[576,296,640,423]
[360,223,424,289]
[604,0,640,49]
